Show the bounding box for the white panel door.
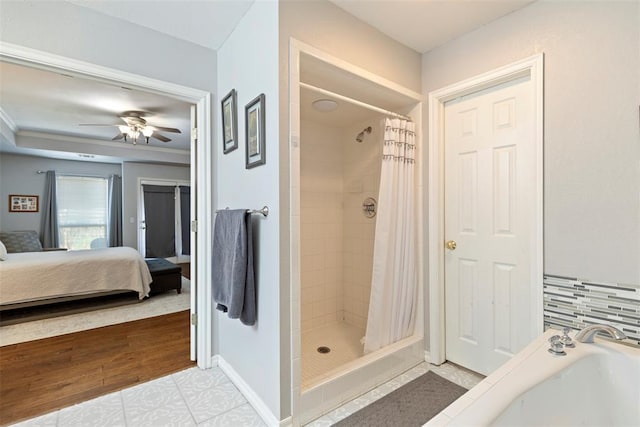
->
[444,76,536,375]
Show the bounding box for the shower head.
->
[355,126,372,143]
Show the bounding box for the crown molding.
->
[0,107,17,133]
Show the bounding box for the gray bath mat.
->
[334,371,467,427]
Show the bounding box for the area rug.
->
[0,277,190,346]
[334,371,467,427]
[0,293,143,326]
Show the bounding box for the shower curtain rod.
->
[300,82,412,121]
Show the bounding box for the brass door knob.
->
[445,240,457,250]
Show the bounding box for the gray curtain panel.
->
[40,170,59,248]
[142,184,176,258]
[180,185,190,255]
[108,175,123,247]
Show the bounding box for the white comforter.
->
[0,247,152,306]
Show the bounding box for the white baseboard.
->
[425,350,447,366]
[211,355,220,366]
[215,355,292,427]
[278,416,293,426]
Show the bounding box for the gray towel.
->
[212,209,256,325]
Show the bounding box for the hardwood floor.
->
[0,311,194,426]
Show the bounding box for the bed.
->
[0,246,152,310]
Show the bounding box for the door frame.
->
[427,54,544,365]
[0,42,214,368]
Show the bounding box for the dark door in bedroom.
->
[142,184,176,258]
[141,183,191,258]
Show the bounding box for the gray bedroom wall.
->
[421,1,640,286]
[0,153,189,250]
[0,153,121,234]
[121,162,190,250]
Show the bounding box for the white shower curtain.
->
[364,118,417,354]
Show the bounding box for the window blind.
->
[56,175,108,250]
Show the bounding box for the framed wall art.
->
[9,194,39,212]
[221,89,238,154]
[245,93,266,169]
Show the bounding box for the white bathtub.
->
[427,328,640,426]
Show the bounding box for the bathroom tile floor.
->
[304,361,484,426]
[11,367,266,427]
[13,360,482,427]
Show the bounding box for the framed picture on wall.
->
[9,194,39,212]
[221,89,238,154]
[245,93,266,169]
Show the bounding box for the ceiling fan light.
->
[142,127,154,137]
[118,125,130,134]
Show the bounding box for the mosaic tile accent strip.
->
[543,274,640,346]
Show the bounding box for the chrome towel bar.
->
[216,206,269,217]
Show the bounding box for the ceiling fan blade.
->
[112,133,125,141]
[152,133,171,143]
[79,124,121,127]
[151,126,181,134]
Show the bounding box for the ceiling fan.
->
[80,111,181,144]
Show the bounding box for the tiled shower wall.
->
[300,120,344,332]
[300,117,383,333]
[543,274,640,346]
[341,118,383,330]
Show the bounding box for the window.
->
[57,175,108,250]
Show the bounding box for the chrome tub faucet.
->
[575,324,627,343]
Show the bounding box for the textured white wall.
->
[279,1,422,93]
[422,1,640,285]
[0,153,120,234]
[215,0,282,420]
[0,1,216,92]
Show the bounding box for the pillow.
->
[0,231,43,253]
[0,240,7,261]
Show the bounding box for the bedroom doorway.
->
[0,43,214,368]
[138,178,191,264]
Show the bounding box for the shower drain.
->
[317,346,331,354]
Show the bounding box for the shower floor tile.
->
[302,322,365,389]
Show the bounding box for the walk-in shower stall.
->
[290,44,425,423]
